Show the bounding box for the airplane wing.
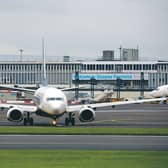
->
[0,103,37,112]
[0,85,78,92]
[67,97,167,112]
[61,86,85,91]
[0,85,35,93]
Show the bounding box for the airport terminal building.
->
[0,60,168,89]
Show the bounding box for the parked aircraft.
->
[150,85,168,98]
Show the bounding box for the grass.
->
[0,150,168,168]
[0,126,168,135]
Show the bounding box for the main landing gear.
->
[23,112,34,126]
[65,112,75,126]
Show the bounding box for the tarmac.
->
[0,103,168,128]
[0,103,168,150]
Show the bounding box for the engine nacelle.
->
[78,107,96,122]
[7,107,24,122]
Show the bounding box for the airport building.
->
[0,60,168,90]
[77,61,168,89]
[121,48,139,61]
[0,62,81,87]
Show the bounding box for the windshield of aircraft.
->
[47,97,64,101]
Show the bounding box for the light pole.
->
[119,45,122,61]
[74,71,79,100]
[19,49,23,62]
[90,77,97,99]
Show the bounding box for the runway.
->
[0,104,168,150]
[0,103,168,127]
[0,135,168,150]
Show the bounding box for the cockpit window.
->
[47,97,64,101]
[56,97,64,101]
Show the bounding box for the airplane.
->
[0,86,166,126]
[0,40,167,126]
[150,84,168,98]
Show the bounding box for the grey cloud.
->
[0,0,167,60]
[0,0,66,14]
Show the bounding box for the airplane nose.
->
[51,103,65,114]
[149,90,159,98]
[52,104,61,110]
[149,91,155,97]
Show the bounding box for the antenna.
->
[41,37,48,86]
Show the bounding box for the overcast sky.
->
[0,0,168,61]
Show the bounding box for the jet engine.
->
[7,107,24,122]
[78,107,96,122]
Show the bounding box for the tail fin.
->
[41,37,48,86]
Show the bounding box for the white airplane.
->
[150,85,168,98]
[0,40,167,126]
[0,85,167,126]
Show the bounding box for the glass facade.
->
[0,63,81,85]
[0,61,168,89]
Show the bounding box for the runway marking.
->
[1,135,168,137]
[75,119,134,125]
[96,110,167,113]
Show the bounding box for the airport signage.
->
[72,73,135,80]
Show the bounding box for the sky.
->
[0,0,168,61]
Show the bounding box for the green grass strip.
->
[0,150,168,168]
[0,126,168,135]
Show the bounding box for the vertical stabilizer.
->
[41,37,48,86]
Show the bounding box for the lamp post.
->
[74,71,79,100]
[116,77,121,99]
[19,49,23,62]
[119,45,122,61]
[140,72,144,98]
[90,77,97,99]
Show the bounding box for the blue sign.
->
[72,74,133,80]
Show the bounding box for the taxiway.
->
[0,103,168,127]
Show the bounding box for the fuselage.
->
[34,87,67,116]
[150,85,168,98]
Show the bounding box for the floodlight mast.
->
[19,49,24,62]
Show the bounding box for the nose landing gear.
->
[52,119,57,126]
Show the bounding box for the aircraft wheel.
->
[30,118,34,126]
[71,118,75,126]
[65,118,69,126]
[23,118,27,126]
